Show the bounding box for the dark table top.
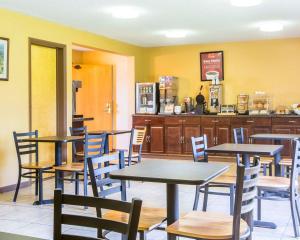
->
[20,136,84,143]
[206,143,283,155]
[250,133,300,140]
[110,160,229,185]
[89,130,131,135]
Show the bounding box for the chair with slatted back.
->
[53,189,142,240]
[192,134,236,215]
[69,126,87,162]
[125,127,147,166]
[166,157,261,240]
[53,133,106,196]
[13,131,53,203]
[233,127,273,176]
[256,138,300,237]
[88,153,166,240]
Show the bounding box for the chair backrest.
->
[84,133,106,160]
[69,126,87,157]
[88,151,126,200]
[53,189,142,240]
[13,131,39,167]
[233,128,245,163]
[290,139,300,192]
[191,135,208,162]
[232,156,260,240]
[128,127,147,158]
[233,127,244,144]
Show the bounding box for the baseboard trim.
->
[0,181,31,193]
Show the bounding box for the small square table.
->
[250,134,300,176]
[110,160,229,240]
[21,136,84,190]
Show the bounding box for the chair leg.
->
[262,164,267,176]
[290,192,300,237]
[193,185,201,211]
[139,231,147,240]
[75,172,79,195]
[35,170,39,196]
[83,171,88,197]
[202,184,209,212]
[295,198,300,224]
[257,188,262,220]
[38,170,43,203]
[281,165,285,177]
[269,163,272,176]
[13,172,21,202]
[229,185,235,215]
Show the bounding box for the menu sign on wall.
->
[200,51,224,81]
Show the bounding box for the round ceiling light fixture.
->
[164,30,190,38]
[259,21,284,32]
[230,0,262,7]
[108,6,143,19]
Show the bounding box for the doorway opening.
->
[29,38,67,161]
[72,44,135,150]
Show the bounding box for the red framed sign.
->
[200,51,224,81]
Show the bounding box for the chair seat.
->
[21,162,53,170]
[103,207,166,231]
[279,158,292,166]
[75,151,84,157]
[53,163,84,172]
[166,211,249,240]
[250,157,273,165]
[257,176,290,190]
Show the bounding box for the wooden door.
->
[215,126,231,145]
[149,125,164,153]
[165,125,182,154]
[202,126,215,147]
[74,64,113,131]
[182,125,201,154]
[273,126,293,157]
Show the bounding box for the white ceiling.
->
[1,0,300,47]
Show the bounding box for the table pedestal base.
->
[254,220,277,229]
[167,184,179,240]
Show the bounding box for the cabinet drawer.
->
[232,117,271,126]
[272,117,300,126]
[181,117,201,125]
[165,117,183,125]
[201,117,230,126]
[133,116,164,125]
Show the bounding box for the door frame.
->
[28,38,67,136]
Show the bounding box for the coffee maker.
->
[208,84,223,113]
[195,85,206,115]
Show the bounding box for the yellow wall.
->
[146,38,300,108]
[31,45,56,163]
[0,8,146,188]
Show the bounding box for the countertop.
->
[133,114,300,118]
[72,117,94,122]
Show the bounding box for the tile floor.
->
[0,159,298,240]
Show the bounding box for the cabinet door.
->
[216,126,231,145]
[182,125,201,154]
[251,127,272,144]
[133,124,149,153]
[165,125,182,154]
[202,126,215,147]
[149,125,164,153]
[273,126,293,157]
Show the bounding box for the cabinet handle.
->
[212,120,219,123]
[148,136,151,142]
[215,136,218,145]
[178,136,182,144]
[289,120,296,123]
[145,119,151,122]
[246,120,254,123]
[182,136,185,143]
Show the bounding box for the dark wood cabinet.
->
[133,115,300,157]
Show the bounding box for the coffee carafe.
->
[195,85,206,115]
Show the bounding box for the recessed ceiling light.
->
[230,0,262,7]
[164,30,189,38]
[259,22,284,32]
[107,6,143,19]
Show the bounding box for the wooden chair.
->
[166,157,261,240]
[192,135,236,215]
[125,127,147,166]
[13,131,53,203]
[256,138,300,237]
[233,127,273,176]
[53,189,142,240]
[69,126,87,162]
[88,152,166,240]
[53,133,106,196]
